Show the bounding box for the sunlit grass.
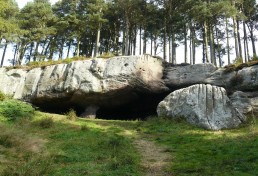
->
[0,109,257,176]
[0,112,142,176]
[141,117,258,176]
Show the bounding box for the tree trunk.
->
[77,39,80,57]
[133,28,137,55]
[29,42,34,62]
[139,27,142,55]
[0,42,8,67]
[209,25,216,66]
[67,41,71,58]
[59,38,65,60]
[154,34,158,55]
[243,22,248,62]
[236,20,242,59]
[33,42,39,61]
[125,17,130,56]
[204,21,210,63]
[248,25,257,57]
[143,27,147,54]
[172,32,176,64]
[18,41,26,65]
[13,44,18,66]
[94,26,101,57]
[150,37,153,55]
[190,31,192,64]
[163,26,167,61]
[190,23,196,64]
[226,18,231,64]
[233,16,240,58]
[215,27,222,67]
[184,24,188,63]
[169,35,172,63]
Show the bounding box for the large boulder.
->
[157,84,246,130]
[163,63,217,89]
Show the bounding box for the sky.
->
[17,0,59,8]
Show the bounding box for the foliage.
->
[224,59,258,73]
[97,52,116,59]
[0,91,5,101]
[251,55,258,61]
[66,109,77,121]
[38,116,54,129]
[233,57,244,65]
[0,99,35,121]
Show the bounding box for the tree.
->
[17,0,55,63]
[0,0,19,67]
[87,0,107,57]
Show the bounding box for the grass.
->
[5,54,116,71]
[5,56,92,71]
[0,98,257,176]
[0,112,142,176]
[141,116,258,176]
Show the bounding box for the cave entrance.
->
[33,92,169,121]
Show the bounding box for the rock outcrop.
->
[204,65,258,91]
[0,55,257,127]
[0,55,168,117]
[157,84,246,130]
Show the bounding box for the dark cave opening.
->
[33,92,169,120]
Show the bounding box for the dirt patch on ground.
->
[133,138,172,176]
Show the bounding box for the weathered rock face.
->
[204,65,258,92]
[230,91,258,114]
[230,91,253,114]
[0,55,169,117]
[157,84,246,130]
[163,63,217,89]
[0,55,257,123]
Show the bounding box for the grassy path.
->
[133,138,171,176]
[94,119,173,176]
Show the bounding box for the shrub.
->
[0,91,5,101]
[66,109,77,121]
[81,124,90,131]
[97,52,115,59]
[0,99,35,121]
[233,57,243,65]
[224,64,236,73]
[39,117,54,129]
[251,55,258,61]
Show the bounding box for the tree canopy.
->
[0,0,257,67]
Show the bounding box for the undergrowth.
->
[224,57,258,73]
[0,98,35,121]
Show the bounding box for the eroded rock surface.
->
[163,63,217,89]
[157,84,246,130]
[0,55,168,116]
[0,56,257,122]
